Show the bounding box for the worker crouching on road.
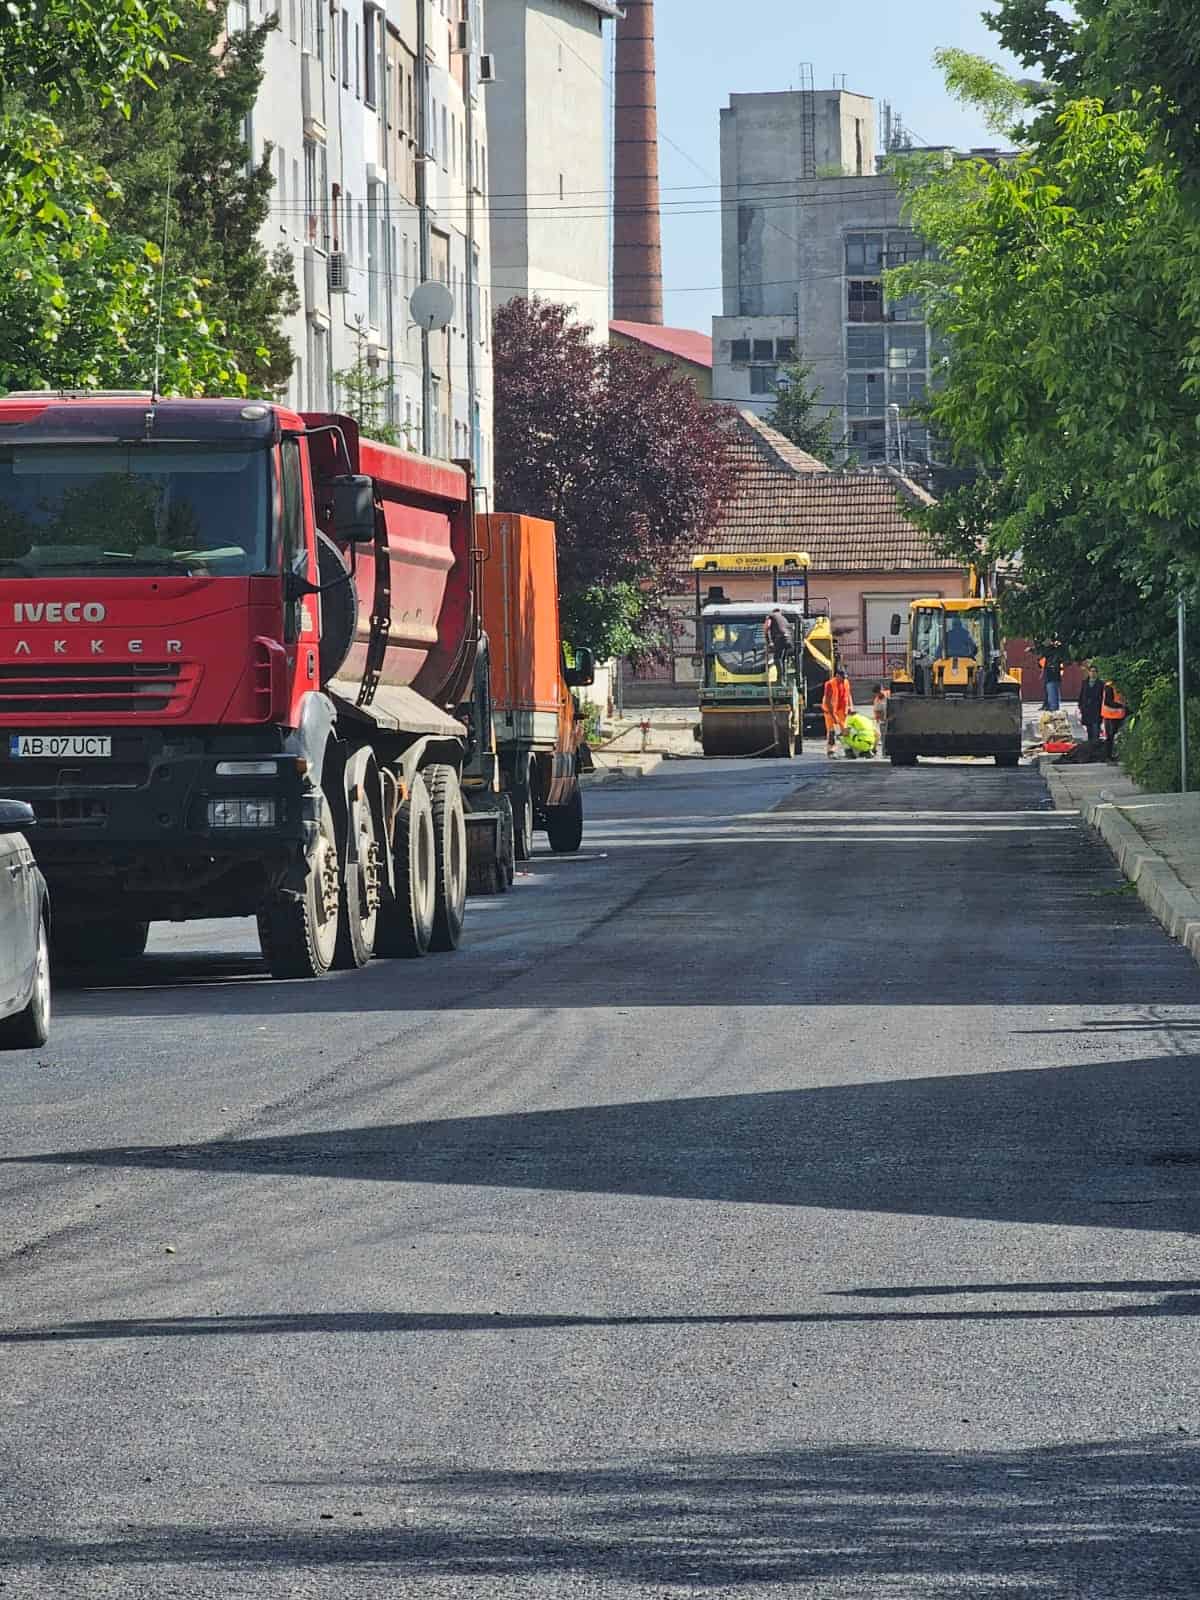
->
[871,682,889,758]
[1101,680,1128,760]
[823,666,853,755]
[841,712,878,758]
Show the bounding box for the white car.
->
[0,798,50,1048]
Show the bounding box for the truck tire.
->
[333,754,382,970]
[53,919,149,965]
[316,530,358,686]
[544,785,583,853]
[257,795,342,979]
[510,757,535,862]
[425,764,467,951]
[0,917,50,1049]
[374,771,435,957]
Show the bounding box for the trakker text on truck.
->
[0,391,511,977]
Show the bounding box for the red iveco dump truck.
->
[0,391,512,977]
[478,514,593,860]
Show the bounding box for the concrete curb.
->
[580,756,663,787]
[1042,759,1200,965]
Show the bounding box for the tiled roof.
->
[701,409,957,574]
[610,321,714,369]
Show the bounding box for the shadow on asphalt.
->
[3,1286,1200,1344]
[1,1438,1196,1592]
[7,1060,1200,1232]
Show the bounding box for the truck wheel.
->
[0,917,50,1049]
[374,771,435,957]
[426,764,467,951]
[53,919,149,964]
[544,785,584,853]
[498,794,516,888]
[510,758,535,862]
[333,755,382,970]
[258,795,342,979]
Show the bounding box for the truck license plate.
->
[9,734,112,759]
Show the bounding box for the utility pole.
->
[1179,591,1189,794]
[416,0,433,455]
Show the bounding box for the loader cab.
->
[900,600,1005,696]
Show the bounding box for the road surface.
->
[2,754,1199,1597]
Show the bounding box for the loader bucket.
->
[886,692,1022,760]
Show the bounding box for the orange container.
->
[478,513,566,745]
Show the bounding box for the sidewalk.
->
[1042,756,1200,964]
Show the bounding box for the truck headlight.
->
[207,798,277,828]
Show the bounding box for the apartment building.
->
[712,88,936,468]
[249,0,493,481]
[486,0,616,335]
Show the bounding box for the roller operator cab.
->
[886,597,1023,767]
[0,392,503,977]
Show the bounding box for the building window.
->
[751,338,774,362]
[849,419,886,463]
[889,370,926,407]
[775,337,796,361]
[363,6,378,105]
[887,326,926,369]
[848,279,883,322]
[750,365,777,395]
[730,339,751,364]
[341,9,350,85]
[847,371,883,418]
[441,105,449,170]
[367,183,382,328]
[887,290,924,323]
[845,232,884,274]
[847,325,885,367]
[885,231,924,267]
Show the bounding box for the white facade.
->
[485,0,615,337]
[249,0,493,483]
[713,89,936,468]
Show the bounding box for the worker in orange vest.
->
[1100,681,1127,761]
[822,666,853,756]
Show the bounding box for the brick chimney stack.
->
[612,0,663,324]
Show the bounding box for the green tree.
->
[63,2,297,391]
[334,324,405,447]
[765,361,838,464]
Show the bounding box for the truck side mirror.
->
[889,613,902,636]
[563,646,595,688]
[329,474,377,543]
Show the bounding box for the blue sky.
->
[651,1,1023,332]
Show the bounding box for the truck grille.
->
[0,661,195,717]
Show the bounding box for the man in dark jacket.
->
[763,608,795,673]
[1078,664,1104,743]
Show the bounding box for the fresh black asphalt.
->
[1,755,1198,1597]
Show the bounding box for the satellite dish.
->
[409,280,455,333]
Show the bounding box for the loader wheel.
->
[545,784,584,853]
[425,764,467,951]
[374,772,435,958]
[258,796,342,979]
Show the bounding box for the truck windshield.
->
[0,444,271,577]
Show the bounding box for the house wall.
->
[608,332,713,397]
[487,0,612,337]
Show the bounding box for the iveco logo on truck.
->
[12,602,107,623]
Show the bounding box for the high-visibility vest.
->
[1101,687,1127,721]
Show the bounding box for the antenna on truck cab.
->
[150,164,174,403]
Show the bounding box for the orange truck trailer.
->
[477,514,594,858]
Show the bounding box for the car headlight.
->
[207,798,277,828]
